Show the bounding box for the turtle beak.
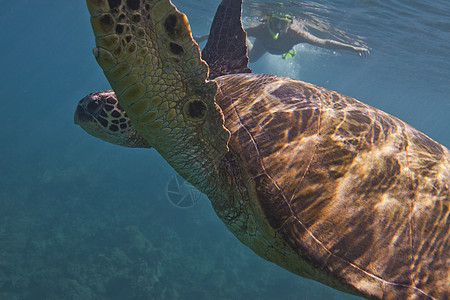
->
[74,104,82,125]
[74,103,93,125]
[74,92,102,125]
[74,99,110,142]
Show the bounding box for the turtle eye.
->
[86,100,102,114]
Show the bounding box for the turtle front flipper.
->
[202,0,251,79]
[86,0,230,189]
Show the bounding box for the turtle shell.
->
[215,73,449,299]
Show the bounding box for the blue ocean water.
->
[0,0,448,299]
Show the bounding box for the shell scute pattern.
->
[215,73,449,298]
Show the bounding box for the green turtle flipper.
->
[202,0,251,79]
[86,0,230,191]
[88,0,211,110]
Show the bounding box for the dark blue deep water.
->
[0,0,448,299]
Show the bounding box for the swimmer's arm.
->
[291,26,370,56]
[244,24,265,38]
[194,34,209,43]
[195,24,264,43]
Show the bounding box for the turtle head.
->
[74,90,151,148]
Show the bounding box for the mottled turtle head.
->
[74,90,151,148]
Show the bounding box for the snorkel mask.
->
[267,13,294,40]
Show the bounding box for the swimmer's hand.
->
[353,46,370,57]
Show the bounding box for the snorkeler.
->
[196,12,370,63]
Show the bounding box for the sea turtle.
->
[75,0,449,298]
